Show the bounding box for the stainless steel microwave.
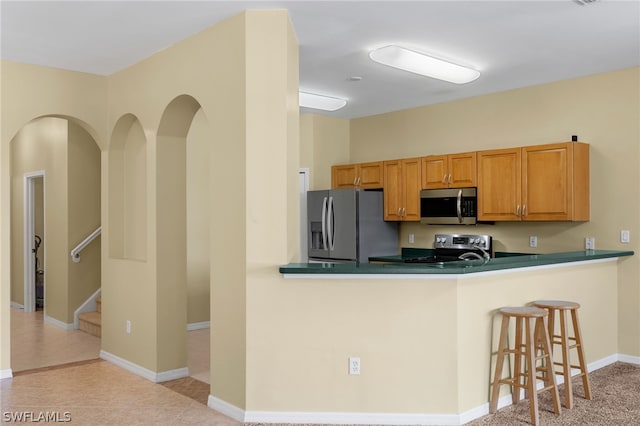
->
[420,187,477,225]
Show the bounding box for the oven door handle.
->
[456,189,463,223]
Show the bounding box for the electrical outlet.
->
[621,230,630,244]
[529,235,538,248]
[585,237,595,250]
[348,357,361,375]
[408,234,415,244]
[126,320,131,334]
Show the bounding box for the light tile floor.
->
[4,308,231,424]
[10,308,101,372]
[1,360,239,425]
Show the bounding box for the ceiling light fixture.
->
[369,45,480,84]
[299,91,347,111]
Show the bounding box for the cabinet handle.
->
[402,207,406,217]
[357,176,361,186]
[448,174,452,184]
[397,207,402,217]
[442,174,447,184]
[516,205,521,216]
[522,204,526,217]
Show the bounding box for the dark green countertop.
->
[280,249,634,275]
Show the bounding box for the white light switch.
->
[408,234,415,244]
[621,230,630,243]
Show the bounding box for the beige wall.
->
[67,120,102,320]
[299,114,350,190]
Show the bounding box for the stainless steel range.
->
[404,233,493,264]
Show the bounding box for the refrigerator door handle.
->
[327,196,335,251]
[321,196,328,250]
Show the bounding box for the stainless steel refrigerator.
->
[307,189,398,263]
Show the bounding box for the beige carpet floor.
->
[467,361,640,425]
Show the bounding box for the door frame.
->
[299,168,309,262]
[23,171,45,313]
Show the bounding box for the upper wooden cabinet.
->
[383,158,422,221]
[331,161,384,189]
[422,152,477,189]
[477,142,589,221]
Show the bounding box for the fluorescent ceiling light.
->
[369,45,480,84]
[299,91,347,111]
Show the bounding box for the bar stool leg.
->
[571,308,592,400]
[557,307,574,408]
[524,317,539,425]
[539,315,562,416]
[514,316,523,404]
[490,315,510,414]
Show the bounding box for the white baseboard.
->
[44,314,74,330]
[244,411,460,425]
[208,394,246,423]
[617,353,640,365]
[100,350,188,383]
[207,353,630,426]
[10,302,24,310]
[0,369,13,380]
[187,321,210,331]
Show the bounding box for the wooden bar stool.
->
[490,306,561,425]
[533,300,592,408]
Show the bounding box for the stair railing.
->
[70,226,101,263]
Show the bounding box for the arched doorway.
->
[9,115,102,372]
[156,95,211,382]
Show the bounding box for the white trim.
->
[299,168,310,263]
[187,321,210,331]
[156,367,190,383]
[207,395,247,422]
[73,288,102,329]
[207,353,629,425]
[243,411,459,425]
[0,369,13,380]
[44,314,74,330]
[283,257,621,280]
[100,350,188,383]
[618,353,640,365]
[23,171,45,313]
[10,302,24,310]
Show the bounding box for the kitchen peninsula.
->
[278,250,632,422]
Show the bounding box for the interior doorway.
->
[23,171,45,313]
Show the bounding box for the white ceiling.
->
[1,1,639,119]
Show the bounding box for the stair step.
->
[96,296,101,313]
[78,311,101,337]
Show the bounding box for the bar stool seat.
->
[490,306,561,425]
[533,300,592,408]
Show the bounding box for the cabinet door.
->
[358,161,384,189]
[331,164,357,189]
[383,160,403,221]
[477,148,521,221]
[522,143,573,220]
[403,158,422,221]
[448,152,477,188]
[422,155,448,189]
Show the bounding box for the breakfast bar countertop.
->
[279,249,634,276]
